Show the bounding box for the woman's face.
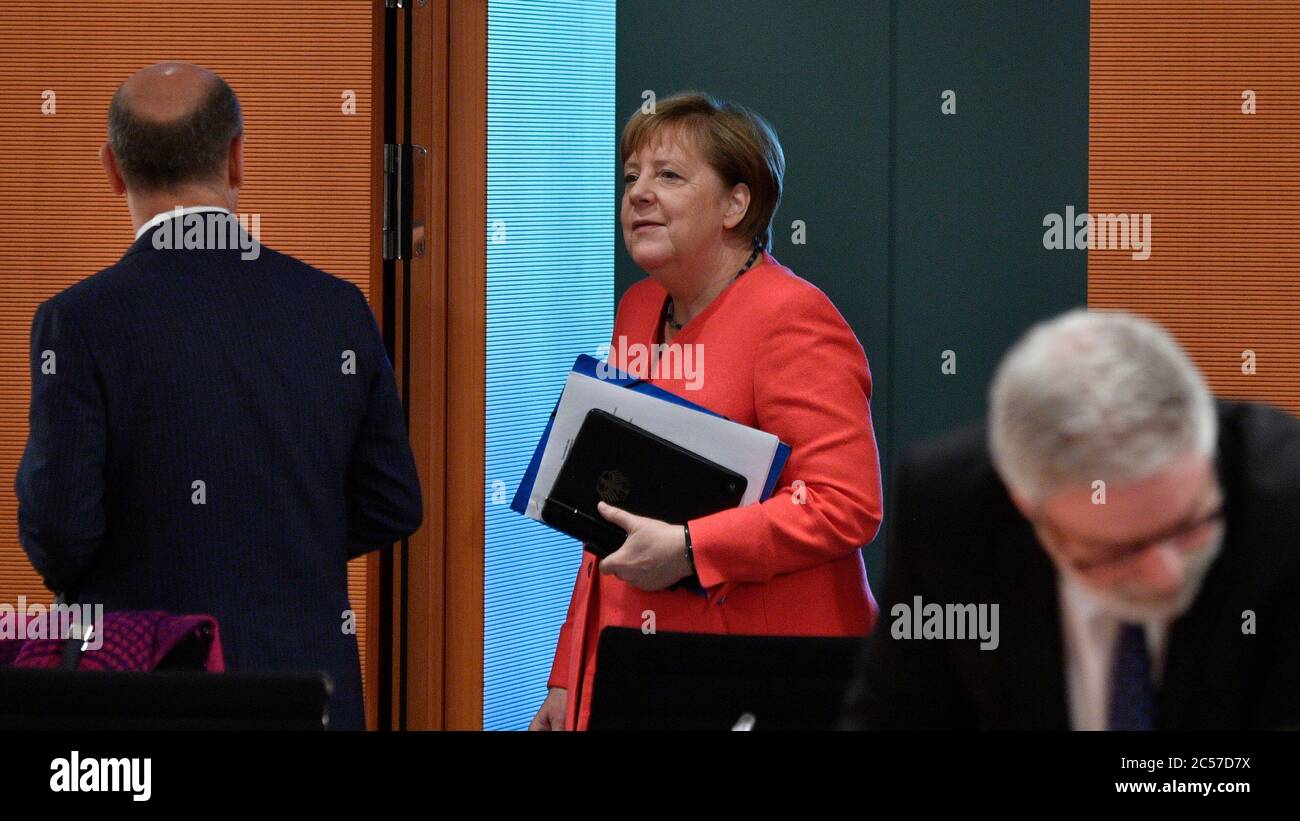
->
[620,131,746,271]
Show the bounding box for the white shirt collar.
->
[1060,574,1171,658]
[1055,527,1225,730]
[135,206,232,240]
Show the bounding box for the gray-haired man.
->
[842,309,1299,730]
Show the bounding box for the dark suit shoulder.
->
[39,258,124,315]
[250,245,362,294]
[46,242,364,317]
[1216,401,1300,586]
[1218,401,1300,504]
[887,420,1032,599]
[898,421,1010,512]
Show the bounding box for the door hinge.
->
[382,143,428,261]
[382,143,400,260]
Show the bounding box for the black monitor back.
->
[588,627,860,731]
[0,668,332,730]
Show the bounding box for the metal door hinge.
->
[382,143,428,261]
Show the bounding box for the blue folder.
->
[511,354,791,521]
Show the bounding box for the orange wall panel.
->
[1089,0,1300,415]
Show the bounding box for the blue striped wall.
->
[484,0,616,730]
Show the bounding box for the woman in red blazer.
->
[529,92,883,731]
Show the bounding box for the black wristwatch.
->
[683,523,696,573]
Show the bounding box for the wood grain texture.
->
[401,0,450,731]
[445,0,487,731]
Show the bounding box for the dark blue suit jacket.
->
[15,214,422,730]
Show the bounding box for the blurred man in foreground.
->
[842,309,1299,729]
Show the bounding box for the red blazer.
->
[547,252,883,729]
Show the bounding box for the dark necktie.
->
[1108,622,1155,730]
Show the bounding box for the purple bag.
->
[0,610,224,673]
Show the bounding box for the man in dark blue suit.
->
[14,62,422,730]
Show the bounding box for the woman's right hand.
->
[528,686,567,731]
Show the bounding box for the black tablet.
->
[542,408,747,557]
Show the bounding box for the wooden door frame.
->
[366,0,484,731]
[364,0,387,734]
[443,0,487,731]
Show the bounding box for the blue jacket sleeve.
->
[15,299,107,593]
[343,286,423,559]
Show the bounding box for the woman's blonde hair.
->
[620,91,785,250]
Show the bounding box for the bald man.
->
[15,63,423,730]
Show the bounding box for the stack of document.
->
[511,355,791,528]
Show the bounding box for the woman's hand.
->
[528,687,567,731]
[596,501,693,591]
